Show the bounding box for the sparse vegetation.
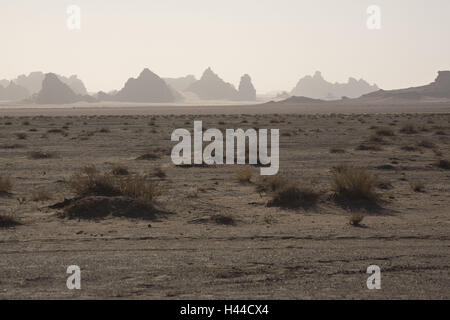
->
[256,175,289,193]
[0,176,12,195]
[436,159,450,170]
[64,166,161,218]
[235,166,253,183]
[0,213,21,228]
[349,213,364,226]
[112,166,129,176]
[31,189,52,201]
[410,181,425,193]
[375,127,395,136]
[331,164,379,205]
[400,123,418,134]
[267,184,319,209]
[14,132,27,140]
[28,150,57,159]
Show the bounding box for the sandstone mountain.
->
[10,71,88,95]
[291,71,378,100]
[0,81,30,101]
[187,68,239,100]
[360,71,450,101]
[237,74,256,101]
[113,68,179,103]
[34,73,95,104]
[163,75,197,92]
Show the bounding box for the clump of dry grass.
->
[58,166,162,220]
[67,166,121,197]
[235,166,253,183]
[256,175,289,193]
[356,143,382,151]
[153,166,166,179]
[0,213,21,228]
[410,181,425,193]
[28,150,57,159]
[401,144,419,152]
[0,176,12,195]
[67,166,160,204]
[268,184,319,209]
[349,213,364,226]
[417,139,436,149]
[375,127,395,136]
[112,165,129,176]
[400,123,418,134]
[14,132,27,140]
[31,189,52,201]
[330,148,345,154]
[436,159,450,170]
[331,164,379,205]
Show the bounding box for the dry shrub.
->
[67,166,120,197]
[417,139,436,149]
[0,176,12,195]
[67,166,160,205]
[0,213,21,228]
[31,189,52,201]
[235,166,253,183]
[256,175,289,193]
[28,150,57,159]
[153,166,166,179]
[436,159,450,170]
[400,123,418,134]
[112,166,129,176]
[410,181,425,193]
[356,143,382,151]
[330,148,345,154]
[118,174,161,205]
[331,164,379,204]
[375,127,395,136]
[15,132,27,140]
[268,184,319,209]
[349,213,364,226]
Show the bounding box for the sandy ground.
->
[0,103,449,299]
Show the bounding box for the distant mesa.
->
[0,81,30,101]
[187,68,239,100]
[291,71,378,100]
[163,75,197,92]
[237,74,256,101]
[361,71,450,101]
[267,95,325,105]
[112,68,180,103]
[34,73,95,104]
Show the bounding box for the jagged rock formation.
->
[11,71,88,95]
[187,68,239,100]
[114,68,178,102]
[0,81,30,101]
[163,75,197,92]
[291,71,378,100]
[237,74,256,101]
[361,71,450,101]
[34,73,94,104]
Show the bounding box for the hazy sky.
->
[1,0,449,93]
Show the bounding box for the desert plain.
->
[0,102,449,299]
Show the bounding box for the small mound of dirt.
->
[53,196,160,220]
